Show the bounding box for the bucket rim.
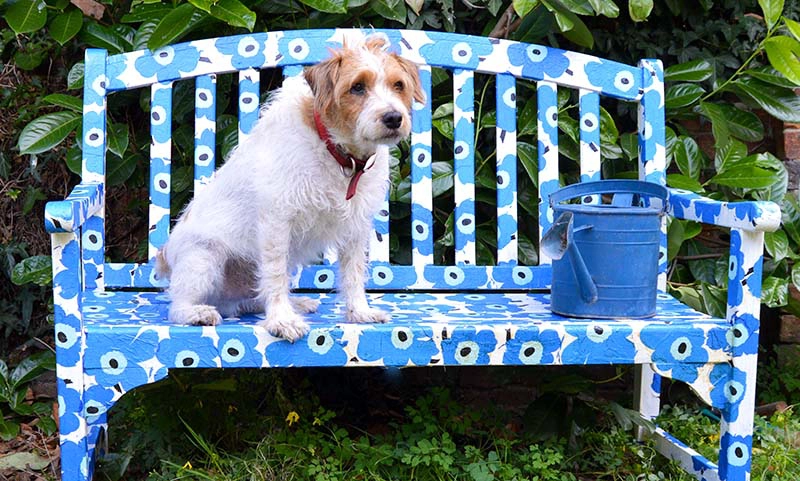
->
[549,180,668,211]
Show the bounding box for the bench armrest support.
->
[45,182,104,233]
[667,188,781,233]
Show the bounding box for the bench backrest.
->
[80,29,665,292]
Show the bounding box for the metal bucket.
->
[542,180,668,319]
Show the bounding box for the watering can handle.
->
[549,180,668,210]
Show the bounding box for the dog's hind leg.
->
[166,246,225,326]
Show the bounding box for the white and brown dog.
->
[156,33,424,341]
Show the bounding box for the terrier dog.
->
[156,33,424,341]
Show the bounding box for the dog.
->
[155,32,424,341]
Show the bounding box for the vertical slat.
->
[579,89,601,204]
[148,82,173,260]
[410,65,433,264]
[453,68,476,265]
[537,81,559,264]
[495,74,517,265]
[238,68,260,143]
[194,74,217,193]
[81,48,108,290]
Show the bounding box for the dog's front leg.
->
[257,228,310,342]
[338,239,391,324]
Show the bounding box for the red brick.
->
[780,314,800,344]
[781,128,800,160]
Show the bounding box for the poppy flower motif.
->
[728,231,746,307]
[508,43,570,80]
[215,35,265,69]
[84,329,159,391]
[217,328,263,367]
[584,61,639,99]
[155,327,218,375]
[562,323,635,364]
[503,328,562,365]
[441,327,497,365]
[709,364,748,422]
[266,327,347,367]
[357,325,438,366]
[134,44,202,83]
[640,325,708,383]
[58,378,82,436]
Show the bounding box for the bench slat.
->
[495,73,517,265]
[410,65,434,264]
[537,81,559,264]
[238,68,260,142]
[453,68,476,265]
[148,82,173,259]
[578,90,601,205]
[194,75,217,193]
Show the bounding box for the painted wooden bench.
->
[45,29,781,481]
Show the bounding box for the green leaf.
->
[11,256,52,287]
[121,3,172,23]
[628,0,653,22]
[697,101,729,148]
[763,35,800,86]
[714,138,748,172]
[405,0,424,15]
[758,0,784,30]
[298,0,348,14]
[66,144,81,175]
[5,0,47,35]
[667,173,704,193]
[148,3,207,51]
[431,161,454,198]
[666,84,705,110]
[706,164,777,189]
[80,23,133,55]
[762,276,788,307]
[67,62,84,90]
[557,0,594,16]
[713,104,764,142]
[673,135,702,180]
[49,8,84,45]
[0,451,49,471]
[0,418,20,442]
[588,0,619,17]
[518,141,538,188]
[10,352,54,387]
[792,263,800,290]
[784,17,800,42]
[107,153,140,187]
[746,66,798,88]
[730,78,800,122]
[700,283,727,318]
[43,93,82,112]
[513,0,540,17]
[17,112,81,155]
[372,0,408,23]
[107,123,129,158]
[561,13,594,48]
[133,20,159,51]
[518,233,538,265]
[765,229,789,261]
[664,59,713,83]
[207,0,256,31]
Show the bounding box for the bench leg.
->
[634,364,661,440]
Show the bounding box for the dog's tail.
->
[154,244,171,280]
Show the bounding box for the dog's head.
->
[304,33,425,151]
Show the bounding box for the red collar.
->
[314,110,375,200]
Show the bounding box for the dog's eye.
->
[350,82,365,95]
[394,81,404,91]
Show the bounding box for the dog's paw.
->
[259,309,310,342]
[291,296,321,314]
[347,306,391,324]
[170,304,223,326]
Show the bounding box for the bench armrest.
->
[45,182,104,233]
[667,188,781,233]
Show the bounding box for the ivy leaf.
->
[11,255,52,287]
[758,0,784,30]
[763,35,800,86]
[49,8,84,45]
[513,0,540,17]
[665,83,705,110]
[298,0,348,13]
[17,112,81,155]
[5,0,47,35]
[628,0,653,22]
[664,59,713,83]
[706,164,777,189]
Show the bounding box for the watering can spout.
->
[543,212,599,304]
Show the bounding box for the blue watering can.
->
[542,180,668,319]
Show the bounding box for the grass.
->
[93,367,800,481]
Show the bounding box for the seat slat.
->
[537,81,559,263]
[495,74,518,265]
[579,89,601,204]
[148,82,173,259]
[238,68,260,142]
[410,65,434,264]
[453,68,476,265]
[194,75,217,193]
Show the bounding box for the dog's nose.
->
[382,111,403,130]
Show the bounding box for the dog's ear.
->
[394,55,426,105]
[304,53,342,114]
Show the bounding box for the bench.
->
[45,29,782,481]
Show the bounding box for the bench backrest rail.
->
[77,29,665,292]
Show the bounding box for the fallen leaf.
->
[0,451,51,471]
[70,0,105,20]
